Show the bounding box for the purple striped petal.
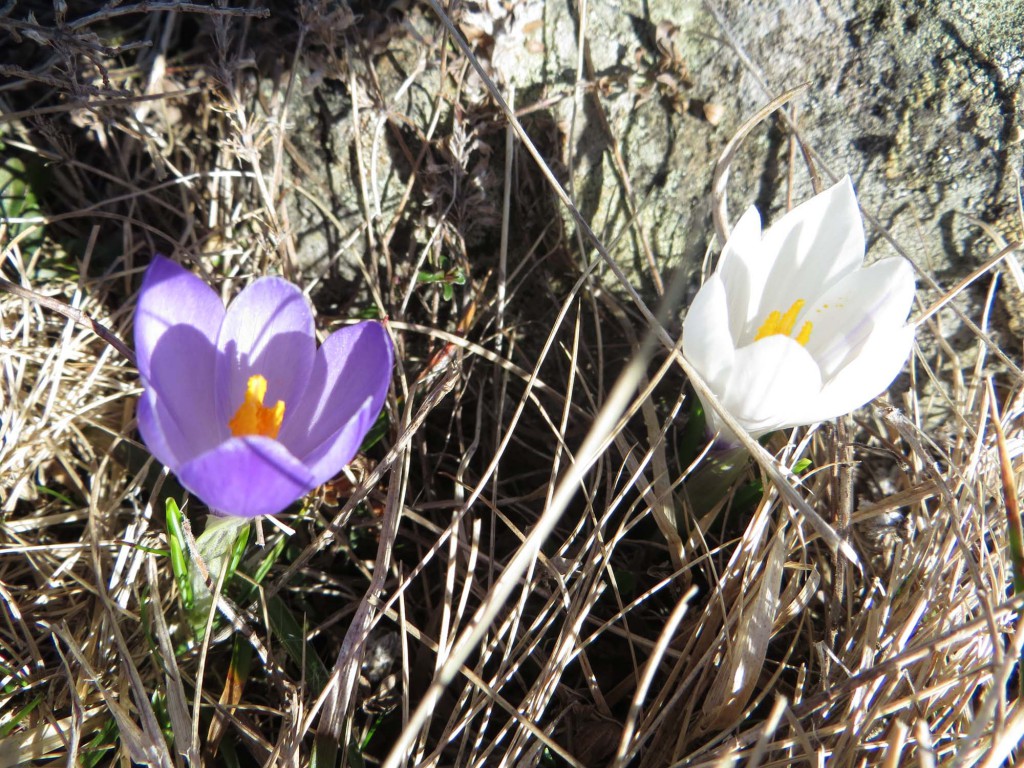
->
[215,277,316,428]
[177,437,316,518]
[135,255,223,382]
[277,321,393,484]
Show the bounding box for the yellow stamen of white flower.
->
[229,374,285,438]
[754,299,813,346]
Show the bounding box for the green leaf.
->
[677,395,708,467]
[416,269,446,284]
[229,635,253,682]
[150,690,174,745]
[360,716,383,751]
[610,568,637,600]
[165,498,193,611]
[190,516,250,637]
[231,534,288,610]
[227,523,251,580]
[78,718,119,768]
[251,535,288,585]
[0,695,43,738]
[348,743,368,768]
[265,595,329,695]
[35,484,76,506]
[0,143,45,253]
[0,661,30,696]
[359,406,390,453]
[417,264,465,301]
[355,305,382,320]
[217,739,242,768]
[791,458,812,475]
[730,477,765,513]
[682,445,751,517]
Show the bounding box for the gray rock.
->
[561,0,1020,288]
[283,0,1023,333]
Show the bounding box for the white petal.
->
[716,205,771,336]
[683,273,736,393]
[753,177,865,327]
[803,324,915,422]
[707,335,823,441]
[802,256,916,378]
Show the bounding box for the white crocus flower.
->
[683,177,916,447]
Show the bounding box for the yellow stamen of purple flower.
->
[229,375,285,439]
[754,299,813,346]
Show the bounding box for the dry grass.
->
[2,2,1023,767]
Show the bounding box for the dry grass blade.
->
[0,277,135,365]
[985,380,1024,598]
[613,586,697,765]
[316,367,459,761]
[711,84,810,245]
[382,282,671,767]
[144,557,197,765]
[47,622,172,768]
[699,524,787,731]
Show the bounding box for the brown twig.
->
[0,277,136,366]
[65,2,270,32]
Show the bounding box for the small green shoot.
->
[251,535,288,585]
[0,695,43,738]
[35,484,76,506]
[265,596,329,694]
[0,662,30,696]
[190,516,250,638]
[227,523,251,580]
[0,144,44,254]
[359,407,390,453]
[417,263,466,301]
[355,305,383,320]
[165,498,193,611]
[78,718,119,768]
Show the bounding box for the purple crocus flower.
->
[135,255,393,518]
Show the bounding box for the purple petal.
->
[177,437,316,518]
[215,277,316,428]
[137,389,183,469]
[140,324,225,466]
[277,321,393,485]
[134,255,224,382]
